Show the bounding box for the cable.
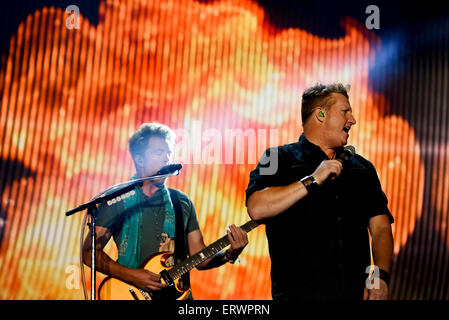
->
[79,211,88,300]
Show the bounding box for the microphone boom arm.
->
[65,169,181,217]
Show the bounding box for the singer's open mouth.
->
[343,126,351,133]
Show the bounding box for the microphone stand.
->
[65,169,181,300]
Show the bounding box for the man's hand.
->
[312,160,343,185]
[363,278,389,300]
[226,224,248,260]
[129,269,167,292]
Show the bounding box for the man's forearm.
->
[371,229,394,272]
[247,181,308,220]
[83,249,136,284]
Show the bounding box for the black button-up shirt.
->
[246,134,393,300]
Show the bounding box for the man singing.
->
[246,83,394,300]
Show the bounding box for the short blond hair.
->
[301,83,350,125]
[128,122,176,160]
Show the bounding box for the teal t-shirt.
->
[96,187,200,266]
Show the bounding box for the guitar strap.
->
[168,189,190,290]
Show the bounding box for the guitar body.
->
[98,251,191,300]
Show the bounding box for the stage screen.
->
[0,0,448,300]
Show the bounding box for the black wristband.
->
[300,175,318,194]
[378,268,391,285]
[223,250,236,264]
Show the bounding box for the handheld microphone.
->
[325,145,355,182]
[156,163,182,175]
[337,145,356,164]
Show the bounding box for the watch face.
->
[304,178,312,186]
[302,176,314,186]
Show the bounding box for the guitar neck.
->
[167,220,259,280]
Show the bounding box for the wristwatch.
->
[300,175,318,193]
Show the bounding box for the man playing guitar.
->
[82,122,248,299]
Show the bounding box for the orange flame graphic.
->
[0,0,423,299]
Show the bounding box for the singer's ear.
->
[315,107,325,123]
